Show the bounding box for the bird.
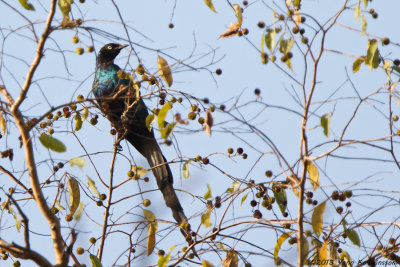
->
[92,44,193,244]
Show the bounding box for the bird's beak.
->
[117,44,129,50]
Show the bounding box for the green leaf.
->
[182,159,193,179]
[241,193,248,206]
[18,0,35,10]
[393,66,400,74]
[69,157,86,168]
[233,4,242,25]
[342,221,360,247]
[204,184,212,199]
[74,202,83,221]
[146,114,156,132]
[89,254,103,267]
[226,181,239,194]
[201,207,212,228]
[274,233,290,265]
[273,184,287,214]
[74,114,82,131]
[68,176,80,217]
[131,165,148,178]
[300,235,309,264]
[158,246,175,267]
[312,200,326,237]
[280,38,294,55]
[352,57,365,73]
[306,160,320,191]
[366,39,379,70]
[160,122,177,139]
[87,176,100,197]
[354,0,361,21]
[265,29,276,52]
[361,15,367,36]
[58,0,73,19]
[204,0,216,12]
[39,134,66,153]
[320,113,331,137]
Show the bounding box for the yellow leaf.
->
[311,200,326,237]
[158,102,172,130]
[219,22,241,39]
[240,193,248,206]
[319,242,328,266]
[131,165,148,178]
[74,114,82,131]
[202,260,213,267]
[68,176,80,217]
[274,233,290,265]
[233,4,242,26]
[87,176,100,197]
[158,246,175,267]
[201,207,212,228]
[205,110,214,135]
[157,56,173,87]
[146,114,156,132]
[354,0,361,21]
[182,159,192,179]
[294,10,301,26]
[352,57,365,73]
[0,113,5,134]
[74,202,84,221]
[69,157,86,168]
[204,184,212,199]
[306,160,320,190]
[81,106,89,120]
[204,0,216,12]
[147,223,156,256]
[361,15,367,36]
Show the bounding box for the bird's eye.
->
[107,45,112,50]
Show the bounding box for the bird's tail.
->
[146,146,188,225]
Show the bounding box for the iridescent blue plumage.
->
[92,44,192,239]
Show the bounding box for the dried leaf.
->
[205,110,214,135]
[220,22,241,39]
[56,200,65,211]
[221,250,238,267]
[312,201,326,237]
[157,56,173,86]
[147,223,156,256]
[294,10,301,26]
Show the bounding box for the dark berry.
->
[216,69,222,75]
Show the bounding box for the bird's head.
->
[97,43,128,64]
